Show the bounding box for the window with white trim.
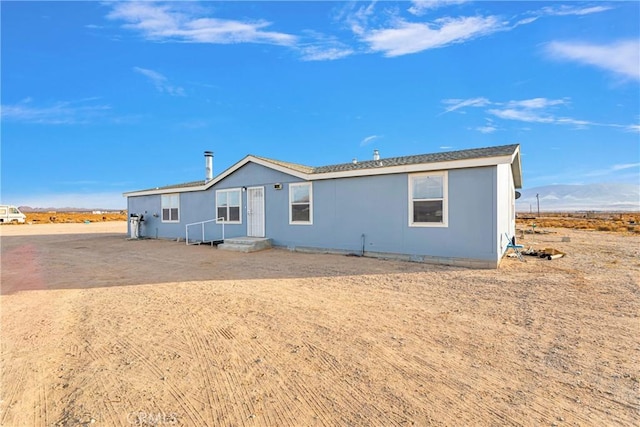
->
[289,182,312,224]
[216,189,241,223]
[409,172,447,227]
[161,194,180,222]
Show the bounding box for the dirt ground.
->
[1,222,638,426]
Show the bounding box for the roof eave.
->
[308,153,517,181]
[123,155,311,198]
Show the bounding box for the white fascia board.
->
[308,154,514,181]
[244,156,310,180]
[123,155,311,198]
[509,147,523,189]
[123,186,205,197]
[124,152,518,197]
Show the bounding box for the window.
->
[289,182,312,224]
[216,189,241,223]
[409,172,447,227]
[161,194,180,222]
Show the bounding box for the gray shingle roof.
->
[138,180,206,193]
[127,144,520,194]
[311,144,519,174]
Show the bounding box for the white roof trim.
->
[308,154,514,181]
[124,151,520,197]
[123,155,309,197]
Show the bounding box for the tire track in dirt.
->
[302,340,398,424]
[211,318,298,427]
[239,335,298,427]
[181,314,225,425]
[80,340,129,427]
[183,312,256,426]
[117,337,207,426]
[0,363,26,426]
[35,366,49,427]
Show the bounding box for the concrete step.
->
[218,237,272,253]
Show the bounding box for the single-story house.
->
[123,144,522,268]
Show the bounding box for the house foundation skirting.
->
[278,245,498,269]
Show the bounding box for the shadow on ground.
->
[1,232,452,294]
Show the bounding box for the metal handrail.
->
[185,217,225,245]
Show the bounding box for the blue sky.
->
[2,1,638,209]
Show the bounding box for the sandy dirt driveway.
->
[1,222,638,426]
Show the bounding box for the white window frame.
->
[408,171,448,227]
[289,182,313,225]
[216,188,242,224]
[161,193,180,223]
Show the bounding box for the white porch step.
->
[218,237,272,253]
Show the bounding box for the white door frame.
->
[247,186,265,237]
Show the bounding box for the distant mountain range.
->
[18,206,124,213]
[15,183,640,213]
[516,183,639,212]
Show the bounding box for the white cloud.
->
[546,39,640,81]
[488,108,554,124]
[506,98,568,109]
[612,163,640,171]
[475,125,497,134]
[408,1,470,16]
[441,97,490,113]
[107,2,296,46]
[299,46,354,61]
[363,15,506,56]
[133,67,185,96]
[297,32,354,61]
[340,1,377,37]
[540,5,613,16]
[360,135,382,146]
[1,98,111,125]
[443,96,637,131]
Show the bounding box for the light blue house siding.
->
[128,162,504,267]
[274,166,498,265]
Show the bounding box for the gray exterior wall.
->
[127,162,510,268]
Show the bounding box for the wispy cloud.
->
[545,39,640,81]
[469,118,498,134]
[133,67,185,96]
[443,96,639,132]
[107,2,296,46]
[488,98,593,128]
[1,98,111,125]
[441,97,490,113]
[343,1,612,58]
[540,5,613,16]
[362,15,507,57]
[408,1,470,16]
[360,135,382,146]
[612,163,640,171]
[584,162,640,178]
[298,32,354,61]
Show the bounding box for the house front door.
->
[247,186,265,237]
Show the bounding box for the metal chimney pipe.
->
[204,151,214,182]
[373,149,380,161]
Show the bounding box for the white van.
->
[0,205,27,223]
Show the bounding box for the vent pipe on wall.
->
[204,151,214,182]
[373,149,380,161]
